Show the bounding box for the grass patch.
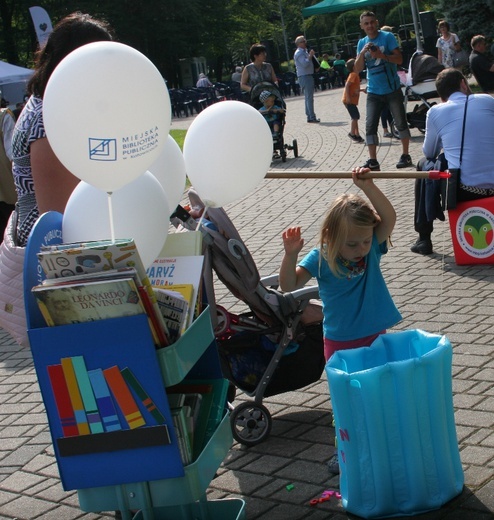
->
[170,129,187,150]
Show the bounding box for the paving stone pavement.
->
[2,86,494,519]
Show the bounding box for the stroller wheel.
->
[292,139,298,158]
[230,401,272,446]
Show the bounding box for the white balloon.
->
[147,135,187,213]
[44,41,171,192]
[183,100,272,207]
[63,172,169,268]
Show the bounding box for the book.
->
[170,406,193,465]
[32,278,148,327]
[154,288,189,343]
[37,238,169,347]
[147,255,204,328]
[158,231,203,257]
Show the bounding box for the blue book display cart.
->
[326,329,464,519]
[25,212,245,520]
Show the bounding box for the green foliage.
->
[432,0,494,46]
[170,129,187,151]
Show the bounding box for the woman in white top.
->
[436,20,461,68]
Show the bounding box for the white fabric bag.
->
[0,210,29,346]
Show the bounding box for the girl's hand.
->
[351,167,374,189]
[282,226,304,255]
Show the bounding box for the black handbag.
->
[441,95,469,211]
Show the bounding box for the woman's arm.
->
[30,137,80,214]
[352,169,396,244]
[240,66,251,92]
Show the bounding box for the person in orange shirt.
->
[342,59,365,143]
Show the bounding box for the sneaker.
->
[383,131,393,138]
[355,136,365,143]
[410,238,433,255]
[362,158,380,171]
[396,154,413,168]
[327,453,340,475]
[308,118,320,123]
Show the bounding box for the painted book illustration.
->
[32,278,146,326]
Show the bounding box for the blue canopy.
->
[302,0,396,17]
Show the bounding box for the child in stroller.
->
[250,81,298,162]
[258,89,285,140]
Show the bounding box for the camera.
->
[369,44,378,51]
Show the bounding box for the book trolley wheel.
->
[230,401,272,446]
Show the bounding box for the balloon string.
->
[197,205,209,231]
[107,192,116,243]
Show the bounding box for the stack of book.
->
[33,239,171,348]
[167,379,229,464]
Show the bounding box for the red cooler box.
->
[448,197,494,265]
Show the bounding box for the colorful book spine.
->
[71,356,104,434]
[61,357,90,435]
[47,364,79,437]
[103,366,146,429]
[121,367,166,425]
[87,369,122,432]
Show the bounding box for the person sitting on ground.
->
[469,35,494,93]
[342,59,365,143]
[258,90,285,139]
[411,68,494,255]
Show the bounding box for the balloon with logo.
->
[43,41,171,192]
[183,100,272,208]
[147,135,187,213]
[62,172,169,268]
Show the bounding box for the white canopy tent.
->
[0,61,33,107]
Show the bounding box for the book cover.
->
[158,231,203,257]
[38,238,170,346]
[147,255,204,328]
[154,287,189,341]
[171,407,192,465]
[32,278,147,327]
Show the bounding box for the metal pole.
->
[409,0,423,52]
[278,0,292,71]
[265,170,448,179]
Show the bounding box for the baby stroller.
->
[251,81,298,163]
[393,51,444,135]
[171,190,325,446]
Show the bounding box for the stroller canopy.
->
[407,51,444,86]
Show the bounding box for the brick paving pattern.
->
[1,85,494,519]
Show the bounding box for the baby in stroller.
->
[250,81,298,162]
[258,89,285,140]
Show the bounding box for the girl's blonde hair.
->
[319,193,380,276]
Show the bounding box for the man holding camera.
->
[294,35,320,123]
[355,11,412,171]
